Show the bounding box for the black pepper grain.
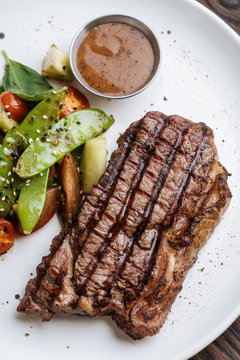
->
[0,32,5,39]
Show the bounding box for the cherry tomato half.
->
[0,91,29,122]
[60,85,89,119]
[0,219,16,255]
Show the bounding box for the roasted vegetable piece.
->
[0,218,16,255]
[16,109,114,178]
[60,85,89,118]
[80,137,107,193]
[42,44,74,81]
[18,169,50,234]
[59,152,81,222]
[0,99,19,133]
[12,185,61,236]
[48,165,55,181]
[0,89,67,217]
[0,91,28,122]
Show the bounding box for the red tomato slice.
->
[0,219,16,255]
[0,91,28,122]
[60,85,89,119]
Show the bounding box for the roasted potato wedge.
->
[59,152,81,222]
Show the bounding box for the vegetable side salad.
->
[0,49,114,254]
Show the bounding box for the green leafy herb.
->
[2,51,55,101]
[0,85,4,94]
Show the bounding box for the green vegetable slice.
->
[80,137,107,193]
[18,87,67,139]
[18,169,49,234]
[0,89,67,217]
[16,109,114,178]
[0,129,27,217]
[2,51,58,101]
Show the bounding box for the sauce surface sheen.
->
[77,23,155,96]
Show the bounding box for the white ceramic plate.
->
[0,0,239,359]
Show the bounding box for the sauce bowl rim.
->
[69,14,161,99]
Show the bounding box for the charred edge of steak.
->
[16,226,70,318]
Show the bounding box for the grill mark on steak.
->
[132,124,208,298]
[71,119,144,295]
[116,131,185,300]
[76,117,167,297]
[163,124,207,226]
[97,123,188,305]
[78,117,207,307]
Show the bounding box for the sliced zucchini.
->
[0,100,18,133]
[42,44,74,81]
[80,137,107,193]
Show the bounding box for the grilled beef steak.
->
[17,112,232,340]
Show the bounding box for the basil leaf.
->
[2,51,53,101]
[0,85,4,94]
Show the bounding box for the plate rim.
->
[0,0,240,359]
[175,3,240,358]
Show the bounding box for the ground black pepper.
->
[77,23,155,95]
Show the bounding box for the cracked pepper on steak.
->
[17,111,232,340]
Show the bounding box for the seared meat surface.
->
[17,112,231,339]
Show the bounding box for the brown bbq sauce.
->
[77,23,155,95]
